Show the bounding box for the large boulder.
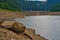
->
[1,21,25,33]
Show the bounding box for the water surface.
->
[15,16,60,40]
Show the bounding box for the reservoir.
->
[15,16,60,40]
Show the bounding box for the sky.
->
[25,0,47,1]
[38,0,47,1]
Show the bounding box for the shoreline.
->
[0,20,48,40]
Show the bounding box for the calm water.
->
[15,16,60,40]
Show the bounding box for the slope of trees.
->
[50,2,60,12]
[0,0,21,11]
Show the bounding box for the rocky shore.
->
[0,20,48,40]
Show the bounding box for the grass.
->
[0,8,21,13]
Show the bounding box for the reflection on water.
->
[15,16,60,40]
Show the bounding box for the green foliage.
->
[0,0,21,11]
[50,2,60,12]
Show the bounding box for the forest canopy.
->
[0,0,21,11]
[50,2,60,12]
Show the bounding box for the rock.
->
[18,33,32,40]
[1,21,25,33]
[0,27,32,40]
[0,27,21,40]
[24,29,47,40]
[0,20,47,40]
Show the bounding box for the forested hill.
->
[19,0,60,11]
[0,0,60,11]
[0,0,48,11]
[0,0,21,11]
[47,0,60,11]
[16,0,60,11]
[18,0,47,11]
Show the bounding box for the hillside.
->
[0,0,60,11]
[18,1,47,11]
[0,0,21,11]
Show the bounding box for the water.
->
[15,16,60,40]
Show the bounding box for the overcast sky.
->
[38,0,47,1]
[25,0,47,1]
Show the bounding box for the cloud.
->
[25,0,47,1]
[39,0,47,1]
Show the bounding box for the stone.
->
[0,20,47,40]
[1,21,25,33]
[0,28,21,40]
[24,29,47,40]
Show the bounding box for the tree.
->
[50,2,60,12]
[0,0,21,11]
